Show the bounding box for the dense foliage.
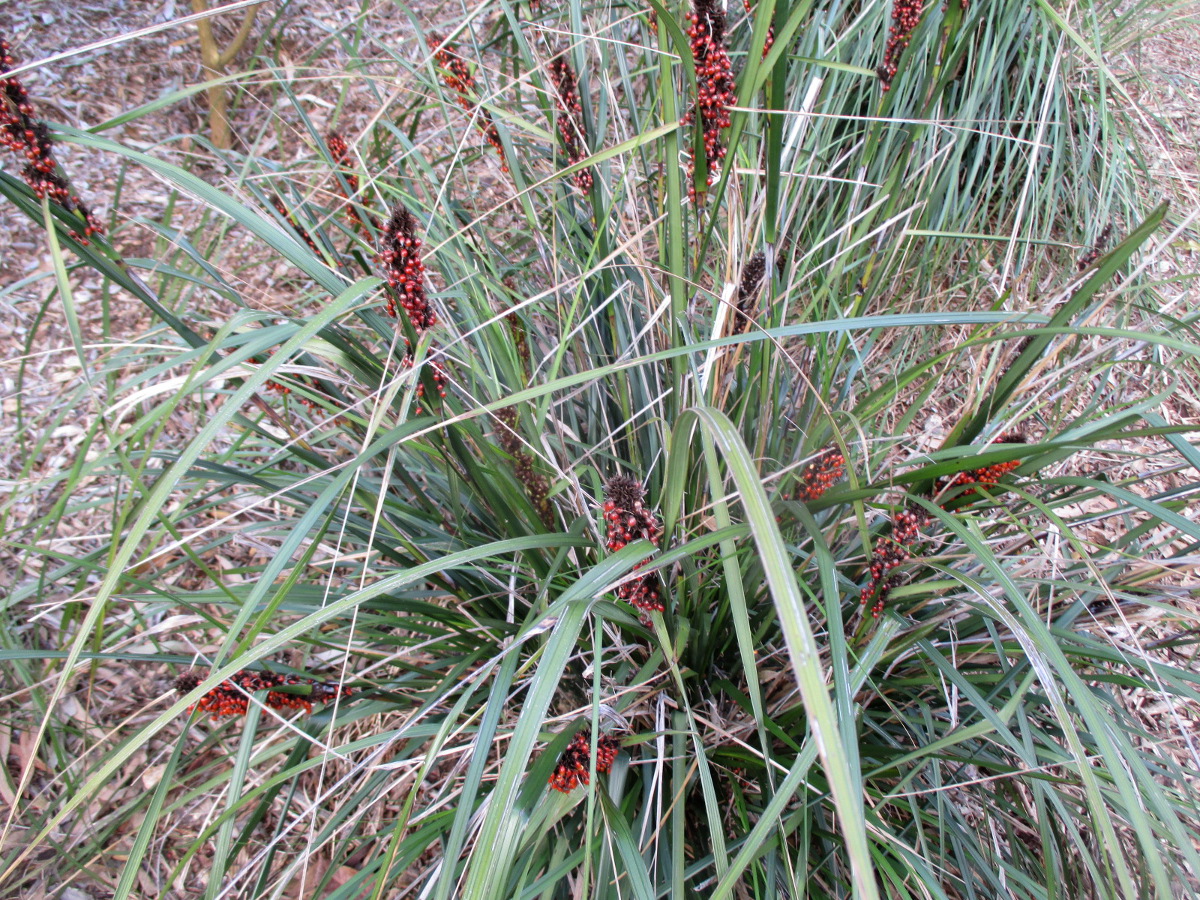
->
[2,1,1198,898]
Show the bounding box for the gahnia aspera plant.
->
[2,1,1199,898]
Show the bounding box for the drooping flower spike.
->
[0,39,104,243]
[325,131,378,233]
[1077,223,1113,271]
[860,432,1026,618]
[732,252,766,335]
[400,352,448,416]
[496,406,554,527]
[175,669,354,719]
[427,33,476,98]
[859,505,930,618]
[375,202,452,413]
[426,33,506,171]
[268,192,319,254]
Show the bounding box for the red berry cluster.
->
[326,132,357,191]
[936,432,1026,500]
[603,476,662,551]
[892,505,931,547]
[426,34,507,172]
[877,0,924,91]
[379,203,437,331]
[620,572,665,613]
[684,0,735,202]
[427,33,475,96]
[175,669,353,719]
[742,0,775,58]
[326,131,377,233]
[603,475,666,614]
[1,39,103,244]
[480,119,505,169]
[401,352,448,415]
[732,252,766,334]
[295,381,325,411]
[859,432,1026,617]
[497,406,554,527]
[793,448,846,503]
[548,730,621,793]
[859,505,930,618]
[547,56,592,192]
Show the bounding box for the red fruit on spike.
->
[426,34,507,171]
[175,668,354,719]
[548,56,592,191]
[603,475,667,614]
[936,434,1024,501]
[548,730,622,792]
[792,448,846,502]
[378,203,436,331]
[325,131,378,233]
[878,0,924,91]
[685,0,735,201]
[1,43,103,239]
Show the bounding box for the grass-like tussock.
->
[2,1,1199,897]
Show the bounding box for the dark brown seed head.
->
[175,670,205,694]
[738,253,766,304]
[604,475,646,513]
[733,252,766,333]
[692,0,728,43]
[384,203,418,242]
